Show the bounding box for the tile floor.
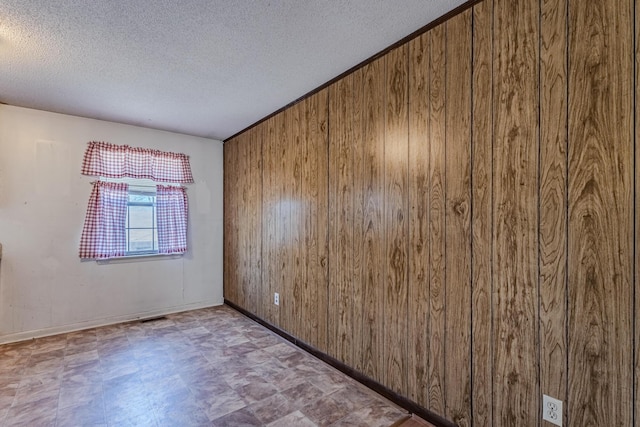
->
[0,305,409,426]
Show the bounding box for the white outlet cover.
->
[542,394,562,426]
[274,293,280,306]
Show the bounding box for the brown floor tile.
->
[301,394,351,426]
[234,377,279,403]
[267,410,318,427]
[210,406,263,426]
[58,382,103,409]
[4,395,58,426]
[281,381,325,406]
[154,404,210,427]
[0,390,16,413]
[249,393,295,425]
[56,398,106,427]
[200,388,246,421]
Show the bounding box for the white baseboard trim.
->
[0,300,223,345]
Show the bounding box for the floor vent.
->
[140,316,167,323]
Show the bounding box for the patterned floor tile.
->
[0,305,408,426]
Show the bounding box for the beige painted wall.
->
[0,105,224,343]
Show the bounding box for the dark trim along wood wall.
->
[224,0,639,425]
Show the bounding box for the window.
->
[79,141,192,260]
[126,187,158,255]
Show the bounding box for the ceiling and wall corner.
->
[0,0,468,140]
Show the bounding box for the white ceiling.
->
[0,1,467,141]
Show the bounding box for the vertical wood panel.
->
[492,0,539,424]
[539,0,568,420]
[636,2,640,424]
[299,98,310,346]
[317,89,329,349]
[360,56,386,383]
[407,31,430,406]
[250,126,264,319]
[240,131,250,310]
[290,104,303,339]
[239,134,250,308]
[428,24,446,415]
[350,70,365,369]
[300,90,329,350]
[263,116,279,326]
[384,45,409,394]
[471,0,493,425]
[328,75,355,363]
[277,111,288,330]
[568,1,633,425]
[223,137,236,304]
[444,10,472,427]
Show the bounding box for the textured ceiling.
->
[0,0,467,141]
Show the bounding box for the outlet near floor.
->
[274,292,280,306]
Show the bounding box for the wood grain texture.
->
[224,0,640,424]
[636,3,640,425]
[427,24,446,416]
[539,0,567,418]
[263,116,279,326]
[239,133,250,309]
[444,10,472,427]
[304,89,330,351]
[277,110,289,331]
[360,56,386,384]
[470,1,493,425]
[568,1,634,425]
[407,31,430,407]
[223,134,237,305]
[349,70,365,370]
[492,0,540,424]
[384,45,409,394]
[288,103,302,340]
[249,125,264,319]
[328,74,355,363]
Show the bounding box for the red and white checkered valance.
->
[81,141,194,183]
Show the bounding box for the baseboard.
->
[224,299,456,427]
[0,300,223,345]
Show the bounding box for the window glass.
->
[126,191,157,255]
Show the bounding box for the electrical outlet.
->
[542,394,562,426]
[274,292,279,306]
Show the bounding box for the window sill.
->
[96,252,184,264]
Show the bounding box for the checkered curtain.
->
[156,185,188,254]
[79,181,128,259]
[81,141,194,183]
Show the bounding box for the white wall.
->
[0,105,224,343]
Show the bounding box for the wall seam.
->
[443,21,449,416]
[490,0,496,424]
[537,0,543,426]
[632,0,637,425]
[469,7,475,425]
[564,0,570,424]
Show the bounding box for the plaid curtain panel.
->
[156,185,188,254]
[82,141,194,183]
[79,181,128,259]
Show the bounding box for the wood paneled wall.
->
[224,0,639,425]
